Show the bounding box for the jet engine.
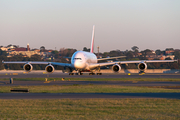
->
[45,65,55,73]
[138,62,147,72]
[23,63,33,72]
[112,64,121,72]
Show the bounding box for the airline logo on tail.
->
[90,25,95,53]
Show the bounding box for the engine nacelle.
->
[23,63,33,72]
[112,64,121,72]
[45,65,55,73]
[138,62,147,72]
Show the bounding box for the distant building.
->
[32,49,40,52]
[165,50,174,55]
[7,43,41,58]
[0,47,8,51]
[13,47,27,51]
[27,43,30,51]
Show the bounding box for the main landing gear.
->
[89,73,102,75]
[69,72,102,75]
[69,68,102,75]
[69,73,74,75]
[96,73,102,75]
[89,73,95,75]
[95,67,102,75]
[75,72,83,75]
[69,72,83,75]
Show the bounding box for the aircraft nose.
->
[74,61,85,69]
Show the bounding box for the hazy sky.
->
[0,0,180,52]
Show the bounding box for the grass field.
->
[0,78,180,119]
[0,99,179,120]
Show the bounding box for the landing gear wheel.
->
[89,73,95,75]
[75,73,79,75]
[75,72,83,75]
[97,73,102,75]
[69,73,74,75]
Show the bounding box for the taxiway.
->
[0,80,180,87]
[0,93,179,99]
[0,71,180,99]
[0,71,180,79]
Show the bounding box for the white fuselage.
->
[71,51,97,70]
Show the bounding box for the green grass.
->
[0,99,179,120]
[1,77,180,81]
[0,77,180,119]
[1,85,180,93]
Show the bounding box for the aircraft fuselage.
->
[71,51,97,70]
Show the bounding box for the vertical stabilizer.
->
[90,25,95,53]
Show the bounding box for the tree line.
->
[0,46,180,70]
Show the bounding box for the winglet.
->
[90,25,95,53]
[2,60,4,63]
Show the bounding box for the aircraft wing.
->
[97,56,126,61]
[2,61,74,68]
[89,59,178,69]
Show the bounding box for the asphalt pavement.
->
[0,71,180,78]
[0,93,179,99]
[0,80,180,87]
[0,71,180,99]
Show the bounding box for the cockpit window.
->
[74,58,82,60]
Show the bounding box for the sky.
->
[0,0,180,52]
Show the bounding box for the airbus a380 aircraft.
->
[3,26,177,75]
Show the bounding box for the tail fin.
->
[90,25,95,53]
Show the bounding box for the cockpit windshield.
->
[74,58,82,60]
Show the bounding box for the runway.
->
[0,71,180,99]
[0,93,179,99]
